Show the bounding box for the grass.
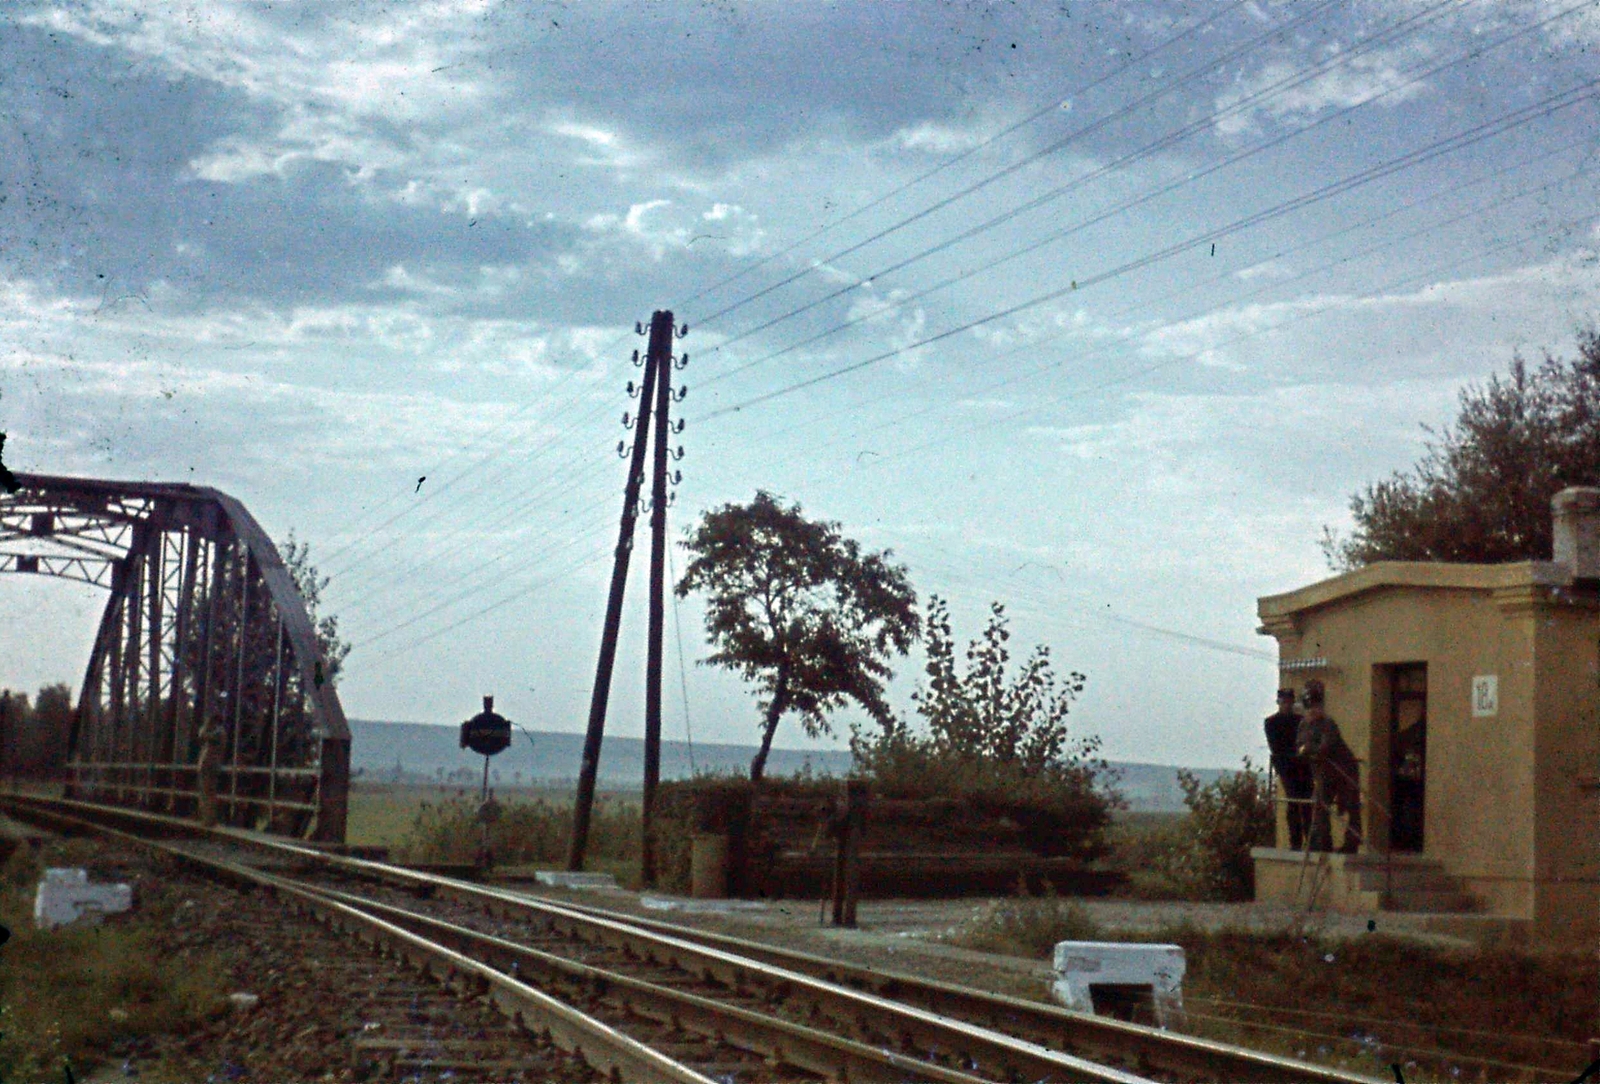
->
[370,783,647,887]
[945,896,1594,1082]
[348,781,638,845]
[948,892,1106,958]
[0,839,229,1082]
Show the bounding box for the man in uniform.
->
[1264,688,1311,850]
[1296,680,1363,853]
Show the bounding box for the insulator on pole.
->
[677,323,688,337]
[622,412,632,428]
[616,440,629,459]
[675,353,689,370]
[672,419,685,434]
[632,349,643,367]
[635,321,644,335]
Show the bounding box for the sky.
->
[5,0,1600,770]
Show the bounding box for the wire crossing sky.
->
[5,1,1600,769]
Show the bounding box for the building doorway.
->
[1388,664,1427,852]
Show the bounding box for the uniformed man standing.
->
[1296,680,1362,853]
[1264,688,1311,850]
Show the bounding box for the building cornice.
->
[1258,561,1567,623]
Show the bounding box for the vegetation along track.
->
[4,794,1383,1084]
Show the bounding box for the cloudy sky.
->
[5,0,1600,770]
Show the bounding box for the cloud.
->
[1215,47,1430,139]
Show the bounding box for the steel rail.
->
[280,875,991,1084]
[537,896,1386,1084]
[3,795,1156,1083]
[4,800,712,1084]
[4,794,1382,1083]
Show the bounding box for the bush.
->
[1177,759,1274,901]
[850,596,1121,862]
[854,738,1117,861]
[1114,761,1273,901]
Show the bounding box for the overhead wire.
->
[324,1,1388,631]
[689,0,1349,334]
[319,325,637,569]
[337,4,1600,674]
[695,0,1471,387]
[354,147,1600,664]
[859,204,1600,474]
[715,134,1596,456]
[317,2,1266,589]
[693,72,1600,424]
[672,1,1249,315]
[666,510,697,776]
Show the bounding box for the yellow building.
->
[1252,488,1600,948]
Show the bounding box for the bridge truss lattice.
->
[1,473,349,841]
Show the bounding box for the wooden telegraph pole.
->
[567,311,674,871]
[641,319,685,885]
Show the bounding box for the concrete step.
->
[1383,888,1479,913]
[1352,867,1463,893]
[1418,913,1530,950]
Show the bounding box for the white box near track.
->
[1051,940,1186,1028]
[33,867,133,929]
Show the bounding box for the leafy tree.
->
[676,491,920,782]
[1325,331,1600,568]
[852,596,1116,860]
[913,597,1091,773]
[282,532,350,687]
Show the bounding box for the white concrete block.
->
[1051,940,1186,1029]
[33,868,133,930]
[639,894,768,913]
[533,871,620,890]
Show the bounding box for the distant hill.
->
[348,719,1226,813]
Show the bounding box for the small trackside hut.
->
[1252,488,1600,949]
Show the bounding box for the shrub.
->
[850,596,1121,862]
[854,738,1116,861]
[1176,759,1274,901]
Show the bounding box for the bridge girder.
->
[1,473,350,842]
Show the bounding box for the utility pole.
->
[641,318,685,886]
[567,311,672,871]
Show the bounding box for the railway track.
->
[4,794,1385,1084]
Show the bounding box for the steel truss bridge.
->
[1,474,349,841]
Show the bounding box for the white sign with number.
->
[1472,674,1499,717]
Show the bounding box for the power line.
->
[690,0,1348,335]
[674,1,1251,316]
[721,136,1594,457]
[694,74,1600,424]
[319,327,636,568]
[696,0,1467,386]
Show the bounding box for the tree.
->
[913,597,1091,773]
[29,682,72,771]
[282,532,351,687]
[1324,331,1600,568]
[851,596,1116,860]
[676,491,920,782]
